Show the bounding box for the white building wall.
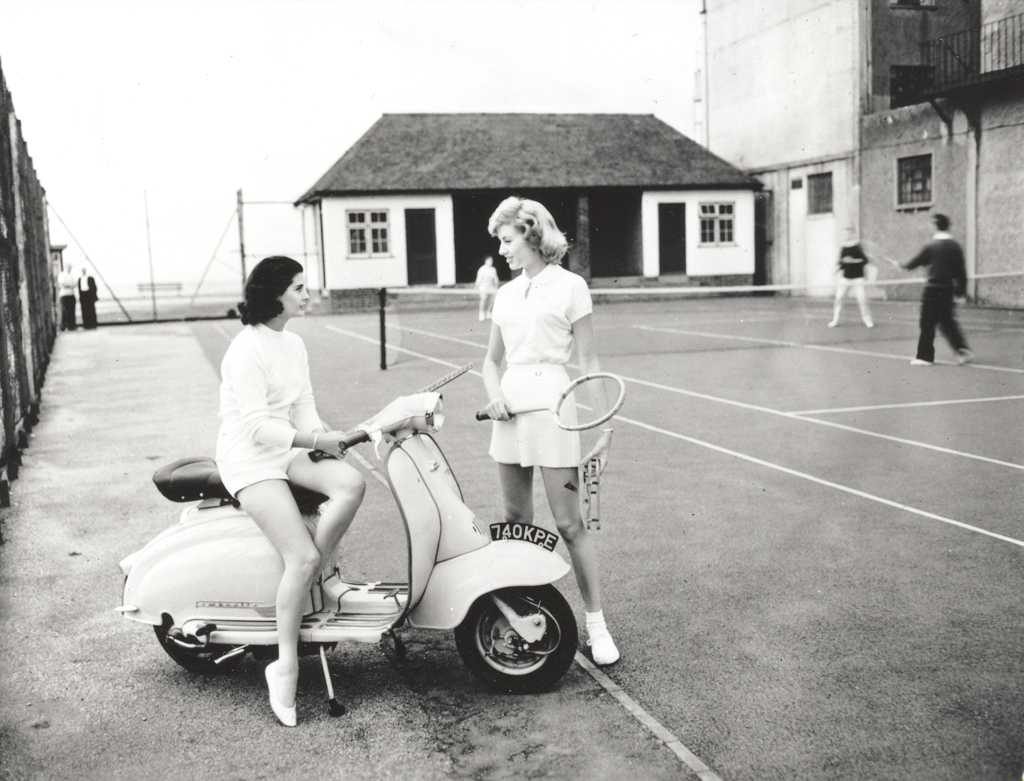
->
[299,204,323,293]
[641,190,755,277]
[705,0,859,169]
[784,159,855,295]
[320,194,455,289]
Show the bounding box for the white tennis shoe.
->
[587,625,620,666]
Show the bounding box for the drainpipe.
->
[966,106,979,301]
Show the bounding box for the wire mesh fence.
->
[0,60,58,507]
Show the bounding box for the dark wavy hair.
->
[238,256,304,325]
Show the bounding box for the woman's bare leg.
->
[497,462,535,524]
[237,480,321,707]
[288,456,366,570]
[540,466,601,612]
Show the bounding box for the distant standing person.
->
[903,213,972,366]
[475,255,500,321]
[57,265,78,331]
[79,268,99,330]
[828,227,874,328]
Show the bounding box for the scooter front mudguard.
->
[407,540,571,630]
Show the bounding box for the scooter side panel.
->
[406,541,571,630]
[121,506,294,626]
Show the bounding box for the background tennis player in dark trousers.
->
[903,213,972,366]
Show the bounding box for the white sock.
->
[585,610,606,633]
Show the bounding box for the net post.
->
[378,287,387,370]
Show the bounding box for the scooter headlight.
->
[426,397,445,430]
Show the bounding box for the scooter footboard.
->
[406,541,571,630]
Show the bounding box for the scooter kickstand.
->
[386,628,407,661]
[318,646,346,717]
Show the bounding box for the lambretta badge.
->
[196,600,259,609]
[489,521,559,552]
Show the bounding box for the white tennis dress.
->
[215,324,323,496]
[489,263,592,468]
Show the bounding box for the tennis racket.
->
[475,372,626,431]
[418,363,472,393]
[860,239,901,268]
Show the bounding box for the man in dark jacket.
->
[903,213,972,366]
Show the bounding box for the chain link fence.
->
[0,60,57,508]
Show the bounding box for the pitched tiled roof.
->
[297,113,758,203]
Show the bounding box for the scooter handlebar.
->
[309,429,371,462]
[474,411,490,421]
[341,429,371,448]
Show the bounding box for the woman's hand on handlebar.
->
[315,430,352,457]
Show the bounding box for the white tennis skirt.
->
[489,364,580,468]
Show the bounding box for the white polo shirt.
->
[491,263,592,366]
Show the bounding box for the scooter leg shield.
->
[407,541,571,630]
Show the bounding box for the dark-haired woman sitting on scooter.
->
[215,255,365,727]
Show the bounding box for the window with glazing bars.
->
[699,202,734,244]
[897,155,932,206]
[807,173,833,214]
[347,210,390,256]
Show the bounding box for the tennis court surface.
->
[196,290,1023,779]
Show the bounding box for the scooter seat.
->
[152,457,329,512]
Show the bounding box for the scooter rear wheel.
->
[153,622,245,675]
[454,585,578,693]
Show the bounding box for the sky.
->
[1,0,700,298]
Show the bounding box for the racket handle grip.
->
[475,410,518,421]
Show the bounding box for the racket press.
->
[580,457,602,531]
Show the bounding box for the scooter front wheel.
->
[454,585,578,693]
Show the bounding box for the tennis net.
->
[376,270,1023,369]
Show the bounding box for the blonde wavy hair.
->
[487,196,568,264]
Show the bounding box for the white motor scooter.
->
[117,388,578,711]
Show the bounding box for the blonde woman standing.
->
[479,196,619,666]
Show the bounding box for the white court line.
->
[329,323,1024,543]
[575,654,723,781]
[327,324,722,778]
[635,324,1024,375]
[612,409,1024,548]
[792,394,1024,416]
[323,321,1023,779]
[327,323,1024,541]
[380,325,1024,472]
[878,315,1024,332]
[325,325,478,369]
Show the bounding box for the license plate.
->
[489,521,560,552]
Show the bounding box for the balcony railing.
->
[920,12,1024,94]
